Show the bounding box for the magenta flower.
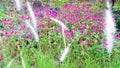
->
[38,23,44,28]
[0,54,2,62]
[101,41,107,45]
[2,21,7,25]
[4,31,11,37]
[97,48,101,51]
[10,30,15,34]
[9,24,13,29]
[28,34,32,40]
[79,40,83,44]
[2,18,6,21]
[66,31,73,40]
[21,15,26,20]
[9,9,14,12]
[20,25,25,30]
[92,25,98,33]
[56,27,62,32]
[7,18,12,23]
[35,12,40,18]
[101,41,108,49]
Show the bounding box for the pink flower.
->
[10,30,15,34]
[0,54,2,62]
[101,41,108,49]
[19,41,23,45]
[79,40,83,44]
[101,41,107,45]
[9,24,13,29]
[57,27,62,32]
[35,12,40,18]
[9,9,14,12]
[66,31,73,40]
[2,21,7,25]
[2,18,6,21]
[21,15,26,20]
[4,31,11,37]
[28,34,32,40]
[8,18,12,22]
[97,48,101,51]
[20,25,25,30]
[38,23,44,28]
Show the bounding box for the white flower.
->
[27,2,37,30]
[104,2,116,53]
[59,44,71,62]
[50,17,68,30]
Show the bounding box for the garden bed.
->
[0,2,120,68]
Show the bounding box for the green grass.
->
[1,33,120,68]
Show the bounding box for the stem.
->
[7,58,15,68]
[62,27,66,47]
[20,51,26,68]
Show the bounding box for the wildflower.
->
[79,40,83,44]
[101,41,108,49]
[50,17,68,30]
[37,23,44,28]
[4,31,11,37]
[2,21,7,25]
[101,41,107,46]
[97,48,101,51]
[59,44,71,63]
[28,34,32,40]
[0,54,2,61]
[20,25,25,30]
[66,31,73,40]
[9,24,13,29]
[21,15,26,20]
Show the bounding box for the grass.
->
[1,33,120,68]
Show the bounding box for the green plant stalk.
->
[6,58,15,68]
[20,51,26,68]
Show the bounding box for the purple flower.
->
[101,41,107,45]
[9,24,13,29]
[66,31,73,40]
[79,40,83,44]
[0,54,2,62]
[101,41,108,49]
[97,48,101,51]
[4,31,11,37]
[21,15,26,20]
[20,25,25,30]
[2,21,7,25]
[38,23,44,28]
[28,34,32,40]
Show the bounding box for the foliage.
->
[0,2,120,68]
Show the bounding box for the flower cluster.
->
[1,3,119,49]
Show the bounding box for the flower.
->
[4,31,11,37]
[28,34,32,40]
[21,15,26,20]
[79,40,83,44]
[20,25,25,30]
[101,41,108,49]
[97,48,101,51]
[9,24,13,29]
[0,54,2,61]
[101,41,107,46]
[2,21,7,25]
[37,23,44,28]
